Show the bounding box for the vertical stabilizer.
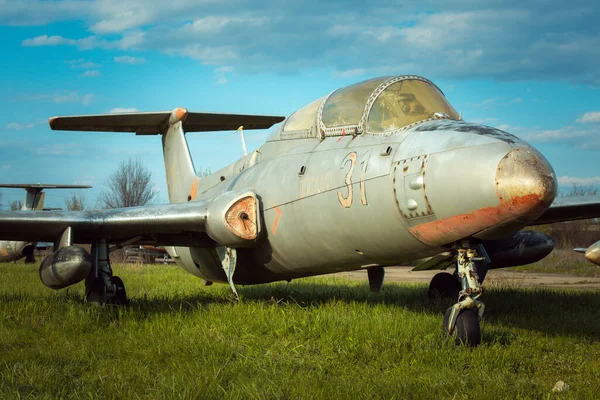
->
[23,190,45,210]
[162,108,199,203]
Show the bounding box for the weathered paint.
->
[408,194,546,247]
[189,178,199,201]
[271,207,282,235]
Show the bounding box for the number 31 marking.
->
[337,151,369,208]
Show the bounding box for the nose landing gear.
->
[429,245,489,346]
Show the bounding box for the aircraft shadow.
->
[237,281,600,343]
[126,279,600,343]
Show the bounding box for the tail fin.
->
[0,184,91,210]
[49,108,285,203]
[162,113,198,203]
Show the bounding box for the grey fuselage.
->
[168,119,555,285]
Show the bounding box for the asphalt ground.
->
[339,267,600,290]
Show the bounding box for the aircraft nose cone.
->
[495,147,557,220]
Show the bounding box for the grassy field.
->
[1,262,600,399]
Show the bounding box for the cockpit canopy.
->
[274,76,459,141]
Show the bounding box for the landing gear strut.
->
[86,239,128,305]
[436,244,489,346]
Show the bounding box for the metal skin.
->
[172,119,556,285]
[0,184,91,263]
[3,75,598,345]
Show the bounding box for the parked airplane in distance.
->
[575,241,600,265]
[0,76,598,345]
[0,184,90,263]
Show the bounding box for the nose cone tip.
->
[495,147,557,218]
[585,242,600,266]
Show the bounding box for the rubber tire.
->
[428,272,460,301]
[443,308,481,346]
[108,276,128,306]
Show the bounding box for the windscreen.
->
[367,80,459,133]
[321,77,389,128]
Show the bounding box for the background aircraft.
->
[0,184,90,263]
[0,75,598,346]
[575,242,600,265]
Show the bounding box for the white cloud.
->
[2,165,11,169]
[470,117,499,125]
[109,107,138,113]
[70,60,101,70]
[213,66,233,85]
[525,126,594,142]
[34,143,83,156]
[511,98,524,103]
[6,122,35,130]
[21,31,144,51]
[558,176,600,186]
[8,2,600,84]
[114,55,145,64]
[21,34,75,46]
[21,91,95,105]
[472,97,499,108]
[80,70,101,77]
[577,112,600,124]
[81,94,94,105]
[332,69,366,79]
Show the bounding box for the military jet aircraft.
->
[0,75,598,345]
[575,242,600,265]
[0,184,90,263]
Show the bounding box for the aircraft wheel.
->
[443,307,481,346]
[108,276,128,305]
[428,272,460,301]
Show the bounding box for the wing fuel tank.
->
[39,245,92,289]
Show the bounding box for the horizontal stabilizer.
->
[49,108,285,134]
[0,184,91,190]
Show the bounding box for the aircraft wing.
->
[0,190,261,248]
[49,108,285,134]
[529,195,600,225]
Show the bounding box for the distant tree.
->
[562,183,599,197]
[197,167,212,177]
[65,193,85,211]
[100,158,158,209]
[9,200,23,210]
[554,183,599,248]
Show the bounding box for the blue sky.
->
[0,1,599,209]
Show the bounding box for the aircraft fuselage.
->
[171,119,556,284]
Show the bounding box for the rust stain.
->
[271,207,282,235]
[409,194,545,246]
[0,244,7,257]
[189,178,199,201]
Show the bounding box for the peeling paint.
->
[271,206,282,235]
[409,194,546,246]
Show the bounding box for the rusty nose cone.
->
[495,147,557,220]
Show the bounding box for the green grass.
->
[511,249,600,277]
[1,262,600,399]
